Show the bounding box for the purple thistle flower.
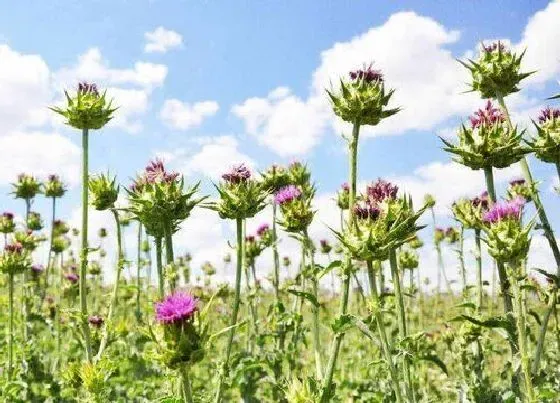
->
[78,82,99,97]
[144,159,180,184]
[256,223,270,237]
[3,212,14,220]
[5,242,23,254]
[341,183,350,192]
[245,235,256,243]
[88,315,104,328]
[483,198,524,224]
[320,239,329,248]
[366,179,398,203]
[222,164,251,184]
[509,178,526,187]
[482,41,506,54]
[538,107,560,124]
[471,192,490,210]
[155,292,198,324]
[48,174,60,182]
[349,64,384,83]
[469,101,505,129]
[31,264,44,274]
[65,272,79,284]
[274,185,302,205]
[353,202,380,221]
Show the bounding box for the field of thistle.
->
[1,39,560,403]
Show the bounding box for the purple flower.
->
[5,242,23,254]
[245,235,256,243]
[341,183,350,192]
[88,315,104,328]
[3,212,14,220]
[31,265,44,274]
[482,41,506,54]
[367,179,398,203]
[538,107,560,124]
[469,101,505,129]
[471,191,490,210]
[155,292,198,324]
[349,65,384,83]
[320,239,329,248]
[275,185,302,205]
[256,223,270,237]
[353,202,380,221]
[222,163,251,184]
[509,178,526,187]
[65,272,79,284]
[78,82,99,97]
[483,198,524,224]
[143,159,180,184]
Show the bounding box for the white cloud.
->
[159,99,219,130]
[232,87,327,156]
[0,131,81,185]
[517,0,560,85]
[144,27,183,54]
[0,44,51,134]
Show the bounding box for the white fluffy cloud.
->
[517,0,560,85]
[159,99,219,130]
[0,45,51,134]
[0,131,81,185]
[232,88,327,156]
[144,27,183,54]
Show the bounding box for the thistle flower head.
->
[434,227,445,244]
[507,178,532,202]
[353,201,381,221]
[12,173,42,200]
[88,315,104,328]
[144,159,180,184]
[287,161,312,188]
[261,164,291,192]
[50,82,117,130]
[65,272,79,284]
[44,174,66,198]
[0,211,16,234]
[445,227,460,244]
[222,164,251,184]
[471,191,490,210]
[275,185,302,205]
[538,107,560,124]
[460,41,532,99]
[31,264,44,275]
[0,242,31,275]
[469,101,505,128]
[53,220,70,236]
[155,292,198,325]
[337,182,351,210]
[526,107,560,163]
[483,198,524,224]
[89,173,119,211]
[398,248,419,270]
[366,179,398,203]
[326,63,399,126]
[283,256,291,266]
[256,223,270,237]
[320,239,332,254]
[27,211,43,231]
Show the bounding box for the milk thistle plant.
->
[44,174,67,291]
[321,64,399,401]
[209,164,267,403]
[50,82,117,363]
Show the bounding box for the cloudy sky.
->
[1,0,559,287]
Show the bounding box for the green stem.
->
[214,218,244,403]
[390,249,415,403]
[320,121,359,402]
[532,289,556,375]
[272,201,280,302]
[95,209,124,361]
[509,261,535,402]
[366,260,403,403]
[180,366,194,403]
[7,272,14,381]
[164,221,175,291]
[56,252,63,370]
[136,222,142,322]
[475,229,483,313]
[459,226,467,295]
[22,198,31,345]
[305,229,323,380]
[155,237,164,299]
[80,128,93,362]
[483,165,514,315]
[44,197,56,301]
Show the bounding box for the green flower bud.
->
[44,174,66,198]
[261,164,291,192]
[12,173,42,200]
[89,173,119,211]
[433,227,445,245]
[460,42,532,99]
[0,212,16,234]
[53,220,70,236]
[423,194,436,208]
[336,183,350,210]
[287,161,312,188]
[88,260,102,276]
[15,230,42,251]
[445,227,460,244]
[275,185,315,233]
[506,178,533,202]
[27,211,43,231]
[441,101,528,170]
[201,261,216,276]
[526,107,560,163]
[50,82,117,130]
[398,247,419,270]
[223,253,231,263]
[326,65,399,126]
[52,236,71,253]
[98,227,108,238]
[0,242,31,275]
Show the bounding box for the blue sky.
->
[1,0,559,285]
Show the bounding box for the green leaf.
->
[287,287,320,308]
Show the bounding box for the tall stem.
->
[321,121,359,402]
[136,222,142,322]
[390,249,415,402]
[214,218,243,403]
[272,202,280,302]
[95,209,124,361]
[483,165,514,315]
[459,226,467,295]
[474,229,483,313]
[180,366,194,403]
[155,237,164,299]
[7,272,14,381]
[305,229,323,380]
[21,198,31,348]
[79,128,93,362]
[366,260,403,403]
[164,221,175,291]
[44,197,56,299]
